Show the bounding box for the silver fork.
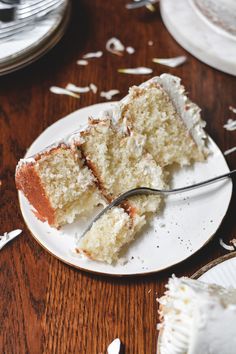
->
[0,0,64,39]
[80,169,236,238]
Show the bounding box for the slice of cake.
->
[158,276,236,354]
[75,75,208,263]
[77,207,145,264]
[16,74,208,263]
[16,144,105,228]
[105,74,208,167]
[73,117,166,263]
[73,117,166,215]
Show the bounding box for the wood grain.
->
[0,0,235,353]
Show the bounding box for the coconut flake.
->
[229,106,236,113]
[89,83,98,94]
[224,146,236,155]
[148,40,154,46]
[146,3,156,12]
[223,119,236,131]
[50,86,80,98]
[100,90,120,100]
[106,37,125,56]
[82,51,103,59]
[118,67,153,74]
[0,229,22,250]
[219,238,235,251]
[126,46,135,54]
[76,59,88,66]
[107,338,121,354]
[65,83,90,93]
[153,55,187,67]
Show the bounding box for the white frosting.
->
[152,74,208,154]
[17,74,208,169]
[158,276,236,354]
[102,74,208,154]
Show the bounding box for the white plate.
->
[157,254,236,354]
[160,0,236,76]
[197,253,236,287]
[18,102,233,276]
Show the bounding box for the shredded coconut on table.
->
[229,106,236,113]
[126,46,135,54]
[224,146,236,155]
[223,119,236,131]
[82,51,103,59]
[106,37,125,56]
[65,83,90,93]
[118,67,153,74]
[50,86,80,98]
[107,338,121,354]
[0,229,22,249]
[100,90,120,100]
[152,55,187,67]
[76,59,88,66]
[89,83,98,94]
[219,238,236,251]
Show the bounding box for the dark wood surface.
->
[0,1,235,353]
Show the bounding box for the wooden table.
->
[0,1,235,353]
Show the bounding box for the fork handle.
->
[113,169,236,203]
[80,169,235,238]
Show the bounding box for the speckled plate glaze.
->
[18,102,233,276]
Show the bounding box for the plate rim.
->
[160,0,236,76]
[18,103,233,277]
[0,1,71,76]
[192,252,236,279]
[157,252,236,353]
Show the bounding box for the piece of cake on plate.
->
[15,143,105,228]
[157,276,236,354]
[75,74,208,263]
[16,74,208,263]
[72,117,166,263]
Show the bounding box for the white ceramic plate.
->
[157,253,236,354]
[18,102,233,276]
[197,253,236,287]
[160,0,236,76]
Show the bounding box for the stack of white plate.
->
[0,0,71,75]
